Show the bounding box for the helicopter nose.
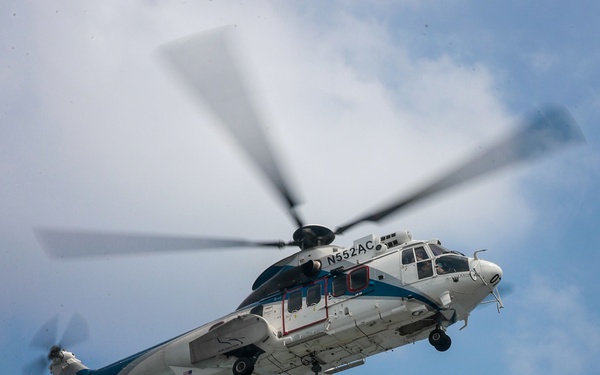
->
[479,260,503,287]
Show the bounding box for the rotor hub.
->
[292,225,336,250]
[48,345,63,360]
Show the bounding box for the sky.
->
[1,1,599,374]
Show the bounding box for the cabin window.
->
[306,284,321,306]
[287,290,302,313]
[250,304,264,317]
[209,321,224,331]
[415,246,429,261]
[349,267,369,291]
[402,248,415,265]
[417,260,434,279]
[332,275,347,297]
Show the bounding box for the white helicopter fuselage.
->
[53,230,502,375]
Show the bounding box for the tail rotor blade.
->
[30,315,58,351]
[23,356,48,375]
[26,314,89,375]
[60,313,89,349]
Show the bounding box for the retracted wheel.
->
[233,357,254,375]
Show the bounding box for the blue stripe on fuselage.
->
[239,276,441,312]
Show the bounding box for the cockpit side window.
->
[414,246,429,261]
[401,249,415,265]
[417,260,433,279]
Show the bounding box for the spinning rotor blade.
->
[35,228,291,258]
[23,356,48,375]
[30,315,58,350]
[336,105,585,234]
[30,314,89,349]
[60,313,89,349]
[25,314,90,375]
[160,27,303,228]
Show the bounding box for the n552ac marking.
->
[327,241,374,265]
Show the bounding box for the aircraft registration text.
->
[327,241,374,265]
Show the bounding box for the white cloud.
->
[527,51,560,74]
[504,274,600,375]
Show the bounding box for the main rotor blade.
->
[35,228,291,259]
[336,105,585,234]
[160,27,304,228]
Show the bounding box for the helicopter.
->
[28,27,584,375]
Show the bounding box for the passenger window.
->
[306,284,321,306]
[349,267,369,291]
[209,321,224,331]
[402,249,415,265]
[332,275,347,297]
[250,304,263,316]
[415,246,429,261]
[287,290,302,313]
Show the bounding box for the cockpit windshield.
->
[401,243,470,280]
[429,243,449,256]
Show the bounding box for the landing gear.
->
[301,354,323,374]
[429,328,452,352]
[233,357,254,375]
[311,361,322,375]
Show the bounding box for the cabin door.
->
[401,247,419,284]
[283,279,328,335]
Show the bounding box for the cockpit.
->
[401,243,470,281]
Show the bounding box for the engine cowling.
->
[238,260,322,309]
